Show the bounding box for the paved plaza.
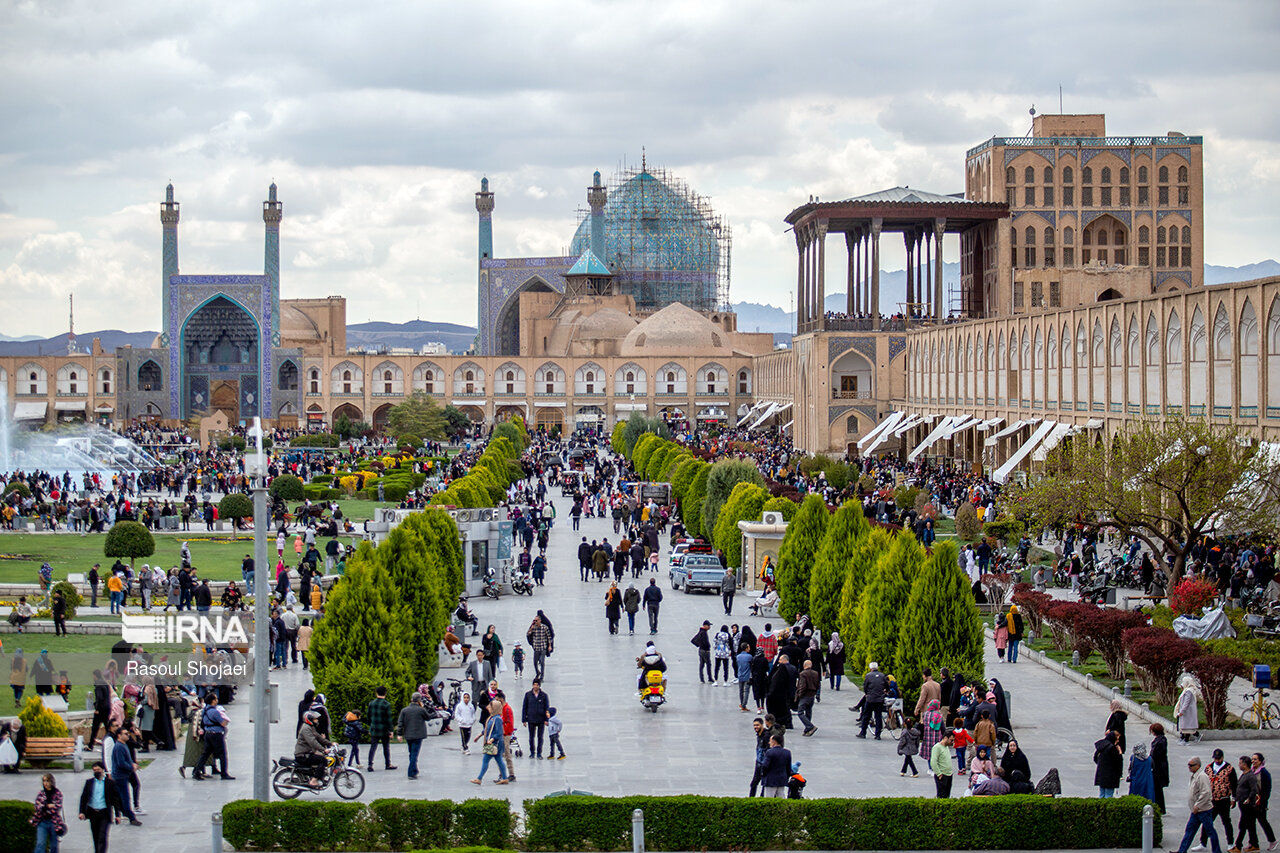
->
[0,492,1274,851]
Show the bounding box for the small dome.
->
[621,303,731,356]
[574,307,636,341]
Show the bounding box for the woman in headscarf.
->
[738,624,758,657]
[806,634,825,699]
[988,678,1011,731]
[1105,698,1128,753]
[297,688,315,735]
[604,584,623,635]
[1000,737,1031,781]
[826,631,846,691]
[1175,674,1200,742]
[919,699,945,764]
[1126,741,1155,801]
[1006,604,1024,663]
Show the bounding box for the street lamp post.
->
[247,418,271,801]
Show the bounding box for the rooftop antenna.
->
[67,293,75,354]
[1059,84,1063,113]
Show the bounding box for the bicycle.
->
[883,698,904,739]
[1241,690,1280,730]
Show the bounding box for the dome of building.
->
[568,168,726,313]
[281,304,323,344]
[620,302,732,357]
[573,307,636,341]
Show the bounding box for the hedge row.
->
[522,795,1159,851]
[221,795,1158,852]
[221,798,512,852]
[291,433,342,448]
[0,800,34,852]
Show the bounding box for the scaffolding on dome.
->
[572,162,731,314]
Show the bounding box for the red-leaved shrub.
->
[1073,607,1150,679]
[1169,576,1219,617]
[1185,655,1249,729]
[1123,626,1203,705]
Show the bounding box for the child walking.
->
[897,717,922,777]
[454,691,477,756]
[546,706,565,759]
[344,711,364,766]
[952,719,974,774]
[511,643,525,679]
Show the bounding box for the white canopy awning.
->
[892,413,926,437]
[992,420,1058,484]
[976,417,1004,432]
[94,403,115,412]
[1032,421,1075,462]
[908,416,963,462]
[984,417,1042,446]
[12,401,46,421]
[743,402,779,431]
[943,416,982,440]
[54,400,86,411]
[857,411,903,450]
[780,419,793,433]
[1084,418,1105,429]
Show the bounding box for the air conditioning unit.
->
[761,512,784,526]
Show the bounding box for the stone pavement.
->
[0,488,1272,852]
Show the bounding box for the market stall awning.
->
[54,400,86,411]
[891,413,926,437]
[908,416,964,462]
[743,402,779,430]
[857,411,903,450]
[1084,418,1105,429]
[780,419,793,433]
[992,420,1058,484]
[12,401,47,421]
[94,403,115,412]
[976,417,1004,432]
[984,417,1041,446]
[943,416,982,439]
[1031,421,1075,462]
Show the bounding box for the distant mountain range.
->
[3,260,1277,355]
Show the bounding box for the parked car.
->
[669,543,723,593]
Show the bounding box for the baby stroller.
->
[787,762,806,799]
[508,732,523,758]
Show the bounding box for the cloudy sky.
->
[1,0,1278,337]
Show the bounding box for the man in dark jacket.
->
[857,662,889,740]
[642,578,662,634]
[759,734,792,798]
[365,686,397,772]
[795,659,821,737]
[80,760,125,851]
[521,680,550,759]
[395,695,431,780]
[578,538,593,582]
[1251,753,1275,849]
[720,567,736,616]
[691,621,713,683]
[1235,754,1263,852]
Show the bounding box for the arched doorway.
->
[333,403,362,423]
[372,403,394,433]
[495,278,556,356]
[181,295,260,421]
[535,408,563,434]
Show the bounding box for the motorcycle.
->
[272,746,365,800]
[511,570,534,596]
[640,669,666,713]
[483,568,502,600]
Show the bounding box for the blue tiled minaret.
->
[588,170,607,261]
[476,177,495,352]
[160,183,179,345]
[263,183,282,346]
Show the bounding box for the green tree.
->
[268,474,305,501]
[310,544,416,722]
[762,496,799,522]
[702,460,767,541]
[808,501,870,636]
[712,482,771,567]
[386,392,447,439]
[622,411,670,455]
[646,445,674,482]
[1015,417,1280,585]
[683,465,713,539]
[954,501,982,540]
[632,433,662,472]
[491,420,526,451]
[406,509,466,600]
[850,533,923,675]
[218,493,254,525]
[837,526,892,656]
[610,421,627,456]
[373,525,447,684]
[894,541,984,705]
[441,405,471,438]
[103,520,154,568]
[775,494,829,622]
[671,457,704,507]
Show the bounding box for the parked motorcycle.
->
[483,567,502,600]
[511,570,534,596]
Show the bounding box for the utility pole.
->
[247,417,271,801]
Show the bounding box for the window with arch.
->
[278,360,298,391]
[1092,320,1105,366]
[1178,165,1188,183]
[1063,166,1074,184]
[1006,166,1016,185]
[625,371,636,393]
[421,369,435,393]
[1120,167,1130,184]
[1043,227,1055,266]
[1240,301,1259,357]
[1167,310,1182,364]
[666,371,677,392]
[138,360,162,392]
[1213,306,1232,360]
[1169,227,1179,245]
[705,371,716,393]
[308,368,320,394]
[98,367,112,394]
[1139,166,1148,183]
[382,370,394,392]
[1101,166,1112,184]
[1043,166,1053,183]
[584,370,595,393]
[342,370,354,394]
[1139,226,1150,243]
[1083,167,1093,184]
[1190,308,1206,362]
[738,370,750,394]
[1024,166,1034,183]
[505,370,516,393]
[464,370,475,394]
[1024,226,1036,267]
[544,371,555,392]
[1159,165,1169,183]
[1109,318,1122,367]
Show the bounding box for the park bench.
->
[24,737,76,767]
[438,642,463,669]
[1121,593,1167,609]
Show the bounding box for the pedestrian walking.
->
[395,694,431,780]
[471,701,509,785]
[526,616,552,681]
[604,584,622,635]
[1172,756,1224,853]
[546,706,566,759]
[78,762,123,853]
[623,584,640,635]
[31,773,66,852]
[642,578,662,634]
[1249,754,1275,851]
[521,680,549,760]
[720,566,736,615]
[1152,723,1171,814]
[191,694,233,782]
[692,621,713,683]
[795,659,820,737]
[931,732,955,797]
[454,692,477,756]
[826,633,846,691]
[899,718,922,777]
[1234,754,1263,853]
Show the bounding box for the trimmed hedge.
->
[0,800,35,852]
[221,798,512,852]
[521,795,1159,851]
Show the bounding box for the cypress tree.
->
[761,496,799,522]
[684,465,712,539]
[375,524,447,684]
[776,494,829,622]
[837,526,892,652]
[712,482,771,567]
[671,458,703,506]
[808,501,870,637]
[894,541,984,706]
[410,509,466,601]
[702,460,767,539]
[632,433,661,471]
[310,544,416,721]
[849,533,924,676]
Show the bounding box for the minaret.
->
[263,183,282,345]
[475,177,495,354]
[67,294,75,355]
[160,183,179,345]
[587,170,607,262]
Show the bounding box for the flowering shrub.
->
[1169,576,1218,616]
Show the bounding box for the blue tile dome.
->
[569,169,726,312]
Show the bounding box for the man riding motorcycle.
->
[636,642,668,691]
[295,710,332,786]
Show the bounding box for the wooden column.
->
[795,228,805,331]
[935,219,946,320]
[846,231,856,316]
[816,221,828,326]
[871,218,882,330]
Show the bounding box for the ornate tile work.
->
[888,336,906,361]
[828,404,853,425]
[827,336,876,362]
[1082,210,1132,227]
[1158,211,1193,225]
[1155,147,1193,161]
[1157,271,1192,288]
[478,256,573,354]
[1004,148,1056,166]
